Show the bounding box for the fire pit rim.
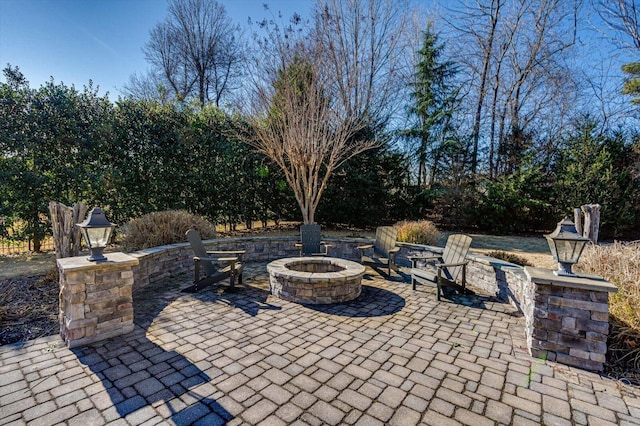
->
[267,256,366,282]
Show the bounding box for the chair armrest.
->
[357,244,374,250]
[436,261,468,268]
[294,243,302,248]
[194,255,239,263]
[388,246,400,261]
[408,254,441,261]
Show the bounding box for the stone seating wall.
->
[127,237,527,299]
[120,236,614,371]
[128,236,371,291]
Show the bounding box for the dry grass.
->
[396,220,440,245]
[577,241,640,382]
[119,210,217,252]
[486,250,533,267]
[0,252,57,280]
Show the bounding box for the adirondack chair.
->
[185,229,245,292]
[295,224,332,256]
[409,234,472,301]
[357,226,400,276]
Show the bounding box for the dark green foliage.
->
[405,27,459,188]
[475,160,554,233]
[316,146,411,227]
[551,117,640,238]
[2,63,640,246]
[0,66,292,246]
[622,62,640,104]
[0,66,112,250]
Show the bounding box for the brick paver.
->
[1,262,639,424]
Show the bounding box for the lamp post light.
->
[77,207,116,261]
[545,217,590,277]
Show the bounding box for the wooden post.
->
[581,204,601,244]
[574,208,583,236]
[48,201,88,259]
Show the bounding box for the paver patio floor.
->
[1,263,640,425]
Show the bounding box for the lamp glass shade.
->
[554,238,587,263]
[76,207,116,261]
[82,226,113,248]
[544,217,590,276]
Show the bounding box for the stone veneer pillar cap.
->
[57,252,139,271]
[525,266,617,293]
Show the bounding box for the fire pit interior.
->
[286,261,345,273]
[267,257,365,304]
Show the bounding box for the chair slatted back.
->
[441,234,472,281]
[300,224,322,256]
[186,229,216,276]
[374,226,398,257]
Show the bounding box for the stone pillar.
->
[524,267,618,371]
[57,253,139,348]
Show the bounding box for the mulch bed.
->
[0,273,59,345]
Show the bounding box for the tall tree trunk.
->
[471,0,501,175]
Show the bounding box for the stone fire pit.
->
[267,257,366,304]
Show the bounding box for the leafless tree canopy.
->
[595,0,640,52]
[444,0,580,176]
[142,0,244,107]
[312,0,413,123]
[242,21,378,224]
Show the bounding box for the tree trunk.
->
[581,204,601,244]
[471,0,501,175]
[48,201,88,259]
[574,207,583,236]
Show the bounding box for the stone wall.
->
[525,267,617,372]
[129,236,370,291]
[57,253,138,348]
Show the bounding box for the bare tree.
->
[595,0,640,51]
[446,0,580,175]
[143,0,244,107]
[241,22,377,224]
[144,21,194,101]
[122,70,172,104]
[312,0,412,123]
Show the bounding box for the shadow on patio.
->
[69,272,236,425]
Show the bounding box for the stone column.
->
[57,253,139,348]
[524,267,618,371]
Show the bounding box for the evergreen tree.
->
[407,26,458,187]
[622,62,640,104]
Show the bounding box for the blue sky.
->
[0,0,311,98]
[0,0,630,108]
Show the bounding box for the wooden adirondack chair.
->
[295,224,332,256]
[185,229,245,292]
[357,226,400,276]
[410,234,472,301]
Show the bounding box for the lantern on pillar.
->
[76,207,116,261]
[545,217,589,277]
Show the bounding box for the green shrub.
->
[395,220,439,245]
[486,250,532,267]
[120,210,217,252]
[577,242,640,374]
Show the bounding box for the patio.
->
[1,263,639,425]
